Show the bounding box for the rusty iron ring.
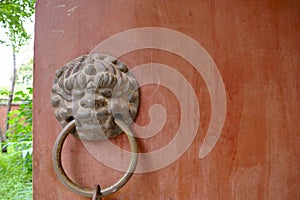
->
[52,115,138,198]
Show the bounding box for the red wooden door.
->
[33,0,300,199]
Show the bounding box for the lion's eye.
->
[95,99,105,108]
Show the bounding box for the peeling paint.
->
[56,4,65,8]
[67,6,79,13]
[52,30,64,33]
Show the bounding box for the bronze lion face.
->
[51,53,139,140]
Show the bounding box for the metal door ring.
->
[52,117,138,198]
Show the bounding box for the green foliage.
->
[15,59,33,91]
[0,88,10,98]
[0,0,35,51]
[0,89,10,108]
[0,0,34,197]
[6,88,32,172]
[0,147,32,200]
[0,60,33,102]
[0,88,32,199]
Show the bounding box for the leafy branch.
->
[0,0,35,51]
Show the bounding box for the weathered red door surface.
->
[33,0,300,199]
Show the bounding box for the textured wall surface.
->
[34,0,300,199]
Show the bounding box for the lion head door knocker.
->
[51,53,139,199]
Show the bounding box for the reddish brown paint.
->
[33,0,300,199]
